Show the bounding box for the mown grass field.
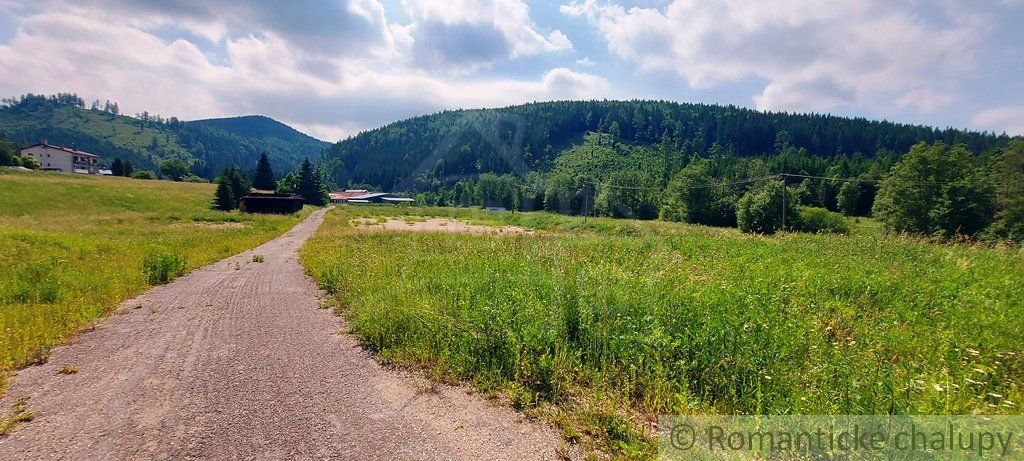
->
[301,206,1024,459]
[0,170,308,390]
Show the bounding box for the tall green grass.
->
[301,206,1024,458]
[0,170,307,390]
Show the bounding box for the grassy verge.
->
[301,205,1024,458]
[0,170,309,391]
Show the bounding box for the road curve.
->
[0,208,565,460]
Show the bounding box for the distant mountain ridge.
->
[0,94,328,179]
[322,100,1015,189]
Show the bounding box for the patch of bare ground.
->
[352,217,534,235]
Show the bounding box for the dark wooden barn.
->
[238,193,304,214]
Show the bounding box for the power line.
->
[581,174,777,192]
[780,172,1014,188]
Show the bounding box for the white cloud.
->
[576,57,596,66]
[972,107,1024,135]
[0,5,605,141]
[400,0,572,70]
[562,0,985,115]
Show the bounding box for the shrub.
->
[131,170,157,180]
[21,155,40,170]
[143,251,187,284]
[252,254,264,263]
[795,207,850,234]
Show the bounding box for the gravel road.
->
[0,208,567,460]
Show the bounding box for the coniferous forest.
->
[322,100,1022,241]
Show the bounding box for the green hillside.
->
[323,100,1014,188]
[0,94,328,179]
[318,100,1022,242]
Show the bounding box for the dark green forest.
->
[0,93,328,179]
[324,100,1010,186]
[322,100,1022,240]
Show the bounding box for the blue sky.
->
[1,0,1022,141]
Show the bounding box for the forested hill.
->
[323,99,1012,188]
[0,94,328,179]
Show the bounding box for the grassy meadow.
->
[301,206,1024,458]
[0,170,308,390]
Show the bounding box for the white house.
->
[20,142,101,174]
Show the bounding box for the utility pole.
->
[780,173,786,233]
[585,186,593,224]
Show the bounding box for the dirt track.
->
[352,217,533,235]
[0,208,565,460]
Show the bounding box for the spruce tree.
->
[123,160,135,177]
[213,174,236,211]
[111,158,124,176]
[252,152,276,191]
[226,166,251,201]
[297,159,326,205]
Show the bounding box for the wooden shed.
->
[238,193,304,214]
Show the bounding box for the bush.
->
[131,170,157,180]
[143,251,187,284]
[795,207,850,234]
[20,155,39,170]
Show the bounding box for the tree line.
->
[212,153,329,211]
[407,132,1024,242]
[324,99,1012,189]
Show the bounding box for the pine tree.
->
[297,159,326,205]
[252,152,276,191]
[226,166,251,201]
[123,160,135,177]
[111,158,124,176]
[212,175,236,211]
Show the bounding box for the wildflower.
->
[933,384,945,392]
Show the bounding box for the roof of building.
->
[21,143,100,158]
[329,190,415,202]
[348,192,391,200]
[329,190,373,200]
[240,193,303,200]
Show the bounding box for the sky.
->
[1,0,1022,142]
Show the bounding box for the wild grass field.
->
[0,170,308,390]
[301,206,1024,458]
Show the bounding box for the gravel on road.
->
[0,208,566,460]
